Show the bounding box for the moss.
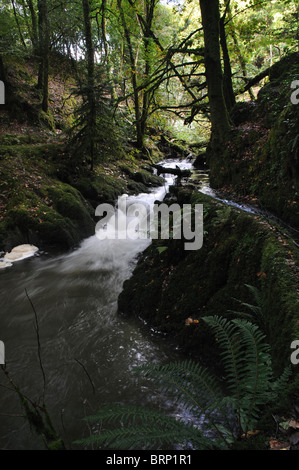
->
[209,53,299,229]
[118,189,299,372]
[47,439,65,450]
[37,211,81,248]
[0,129,170,251]
[259,237,299,373]
[119,164,164,189]
[1,168,95,250]
[38,110,56,131]
[133,169,164,187]
[5,205,78,250]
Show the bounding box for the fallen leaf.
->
[257,272,267,278]
[288,419,299,429]
[241,430,260,439]
[185,318,199,325]
[269,439,290,450]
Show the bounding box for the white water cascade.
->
[0,159,196,450]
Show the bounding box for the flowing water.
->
[1,156,295,450]
[0,159,197,450]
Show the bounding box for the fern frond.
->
[270,365,292,396]
[75,405,218,450]
[133,359,234,445]
[202,316,245,397]
[245,284,263,307]
[81,405,180,428]
[229,318,272,432]
[229,284,266,334]
[74,314,292,450]
[202,315,287,435]
[134,359,223,413]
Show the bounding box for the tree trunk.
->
[82,0,96,170]
[11,0,27,49]
[151,164,191,177]
[199,0,230,146]
[140,0,156,141]
[117,0,143,150]
[100,0,116,103]
[230,29,255,101]
[26,0,39,53]
[37,0,49,113]
[219,13,236,112]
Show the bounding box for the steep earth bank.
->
[207,52,299,232]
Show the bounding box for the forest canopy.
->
[0,0,298,159]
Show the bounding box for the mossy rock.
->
[133,169,164,187]
[44,184,95,240]
[118,189,299,374]
[119,164,165,189]
[2,180,95,250]
[127,181,149,194]
[48,185,93,220]
[37,211,82,248]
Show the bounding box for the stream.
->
[0,159,200,450]
[0,156,296,450]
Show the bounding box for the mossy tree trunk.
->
[199,0,231,148]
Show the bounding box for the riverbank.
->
[117,182,299,449]
[0,130,191,253]
[0,52,191,254]
[207,52,299,232]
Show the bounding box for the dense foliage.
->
[0,0,298,150]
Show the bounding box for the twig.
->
[0,413,25,418]
[74,358,96,395]
[24,289,46,404]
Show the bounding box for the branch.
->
[74,358,96,395]
[25,288,46,405]
[168,47,205,56]
[242,67,270,92]
[224,1,268,26]
[126,2,200,103]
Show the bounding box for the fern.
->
[74,316,291,450]
[202,316,287,436]
[74,404,218,450]
[228,284,267,334]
